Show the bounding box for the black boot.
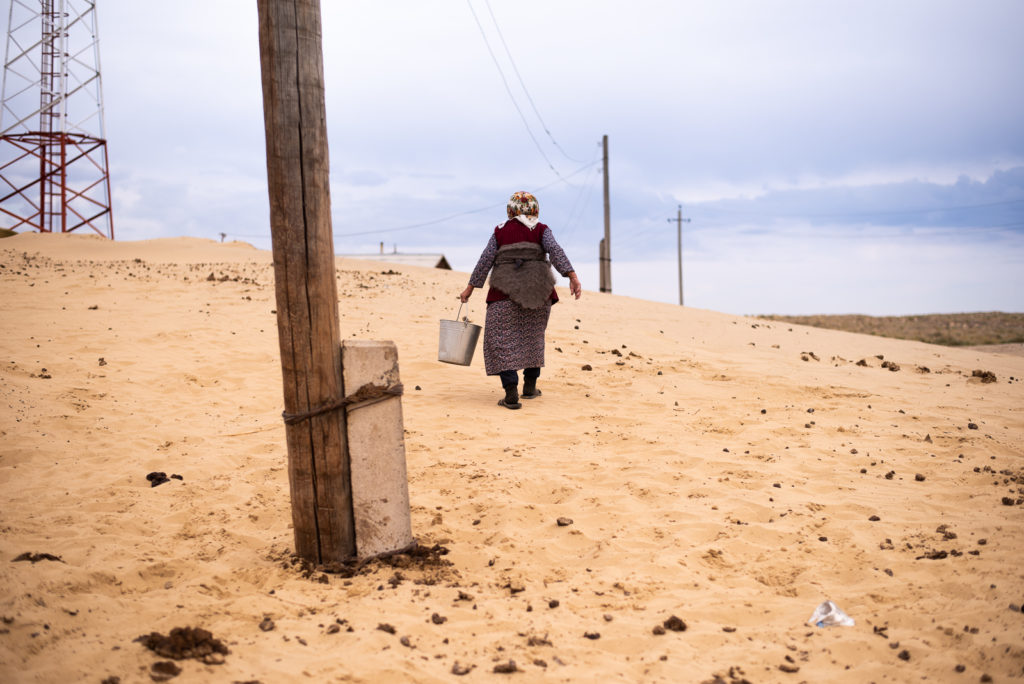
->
[498,384,521,410]
[521,376,541,399]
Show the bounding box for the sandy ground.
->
[1,232,1022,683]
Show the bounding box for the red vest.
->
[486,219,559,304]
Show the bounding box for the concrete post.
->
[342,340,414,558]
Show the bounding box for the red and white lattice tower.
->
[0,0,113,237]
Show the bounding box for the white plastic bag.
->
[808,600,855,627]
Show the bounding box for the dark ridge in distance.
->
[755,312,1024,347]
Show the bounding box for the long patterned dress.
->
[469,224,575,376]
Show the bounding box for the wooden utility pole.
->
[668,205,691,306]
[257,0,355,563]
[599,134,611,293]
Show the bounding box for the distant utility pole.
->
[599,134,611,293]
[667,205,691,306]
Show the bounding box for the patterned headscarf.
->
[506,191,540,229]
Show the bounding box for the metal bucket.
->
[438,303,482,366]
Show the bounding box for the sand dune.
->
[1,233,1022,683]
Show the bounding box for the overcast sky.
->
[5,0,1023,314]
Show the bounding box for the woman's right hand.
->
[459,285,474,303]
[568,272,582,300]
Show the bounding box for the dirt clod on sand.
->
[451,662,473,676]
[12,552,63,563]
[663,615,687,632]
[149,661,181,682]
[135,626,229,662]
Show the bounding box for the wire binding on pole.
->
[282,383,404,426]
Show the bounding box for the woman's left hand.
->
[459,285,474,303]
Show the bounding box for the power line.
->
[335,204,502,239]
[558,145,603,241]
[228,211,1024,244]
[465,0,571,184]
[235,174,1021,243]
[334,158,600,238]
[482,0,587,165]
[559,168,600,241]
[228,159,601,242]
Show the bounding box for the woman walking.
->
[460,191,582,409]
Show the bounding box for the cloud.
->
[6,1,1024,314]
[682,167,1024,234]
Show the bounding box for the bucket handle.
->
[456,301,470,323]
